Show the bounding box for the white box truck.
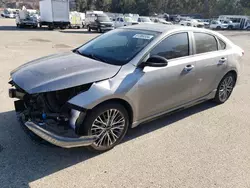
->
[39,0,70,29]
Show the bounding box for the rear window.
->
[194,32,218,54]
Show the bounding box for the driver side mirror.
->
[139,55,168,68]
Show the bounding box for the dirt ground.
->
[0,18,250,188]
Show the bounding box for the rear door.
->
[190,32,229,100]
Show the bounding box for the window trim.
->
[217,37,227,50]
[192,32,219,55]
[137,31,192,67]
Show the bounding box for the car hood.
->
[11,52,121,94]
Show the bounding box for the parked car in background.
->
[138,16,153,24]
[9,24,244,152]
[179,19,204,27]
[152,17,172,25]
[221,20,239,30]
[218,15,250,30]
[114,16,138,28]
[196,19,210,28]
[87,13,114,32]
[1,9,17,18]
[16,10,38,28]
[210,20,228,30]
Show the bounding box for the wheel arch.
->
[90,98,134,126]
[226,70,238,83]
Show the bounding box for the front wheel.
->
[82,103,129,152]
[213,73,236,104]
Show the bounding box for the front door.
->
[136,32,197,120]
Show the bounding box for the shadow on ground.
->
[0,101,217,187]
[59,30,97,34]
[0,26,51,32]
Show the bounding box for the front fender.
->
[68,79,136,111]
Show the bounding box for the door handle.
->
[218,57,227,65]
[184,65,194,72]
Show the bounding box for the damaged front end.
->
[9,81,97,148]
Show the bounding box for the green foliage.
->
[74,0,250,17]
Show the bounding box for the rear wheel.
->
[82,103,129,152]
[216,26,221,30]
[213,73,236,104]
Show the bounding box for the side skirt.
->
[131,89,217,128]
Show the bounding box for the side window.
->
[116,17,119,21]
[194,32,218,54]
[218,39,226,50]
[138,18,141,22]
[120,18,124,22]
[150,33,189,60]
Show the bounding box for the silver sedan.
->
[9,24,244,152]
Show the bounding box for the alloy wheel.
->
[218,75,234,102]
[91,109,126,148]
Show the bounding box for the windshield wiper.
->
[74,50,109,64]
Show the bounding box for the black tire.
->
[88,26,91,32]
[16,23,20,28]
[77,26,81,29]
[228,25,233,30]
[216,26,221,30]
[81,102,129,152]
[98,28,102,33]
[48,24,54,30]
[213,73,236,104]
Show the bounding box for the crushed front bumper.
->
[25,121,97,148]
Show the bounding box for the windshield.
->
[76,29,159,66]
[97,15,111,22]
[141,17,151,22]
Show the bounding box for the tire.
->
[216,26,221,30]
[81,102,129,152]
[213,73,236,104]
[16,23,20,28]
[98,27,102,33]
[88,26,91,32]
[48,24,54,30]
[228,25,233,30]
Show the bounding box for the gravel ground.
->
[0,18,250,188]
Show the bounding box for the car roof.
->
[124,23,201,33]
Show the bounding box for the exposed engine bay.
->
[9,80,92,135]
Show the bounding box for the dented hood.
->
[11,52,121,94]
